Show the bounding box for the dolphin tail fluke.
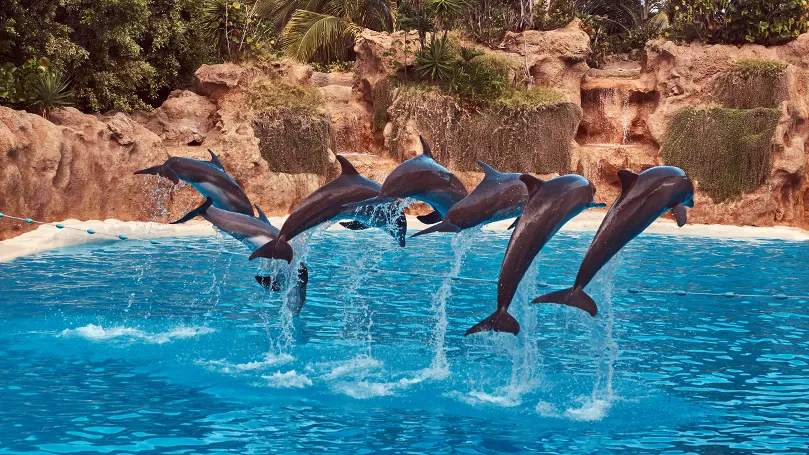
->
[171,197,213,224]
[250,236,294,263]
[272,236,294,263]
[134,164,180,185]
[532,287,598,317]
[411,220,461,238]
[464,310,520,336]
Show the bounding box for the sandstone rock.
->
[136,90,217,146]
[194,63,250,96]
[499,20,591,104]
[354,29,419,102]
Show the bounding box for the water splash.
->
[565,250,622,420]
[424,227,479,380]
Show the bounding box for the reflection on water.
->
[1,229,809,454]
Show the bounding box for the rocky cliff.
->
[2,23,809,240]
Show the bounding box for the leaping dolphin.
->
[533,166,695,315]
[135,150,253,216]
[249,155,407,263]
[465,174,604,336]
[342,136,468,224]
[411,160,528,237]
[171,197,309,314]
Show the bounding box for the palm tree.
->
[260,0,394,63]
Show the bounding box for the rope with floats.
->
[2,211,808,301]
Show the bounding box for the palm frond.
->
[281,9,361,62]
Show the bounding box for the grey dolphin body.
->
[533,166,695,315]
[411,160,528,237]
[171,198,309,314]
[465,174,602,336]
[249,155,407,263]
[135,150,253,216]
[343,136,468,224]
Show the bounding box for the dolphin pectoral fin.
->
[533,287,598,317]
[411,221,461,238]
[671,203,687,227]
[507,217,520,230]
[134,164,180,185]
[171,197,213,224]
[417,210,443,224]
[588,202,607,209]
[617,169,639,194]
[340,221,371,230]
[519,174,545,197]
[464,310,520,336]
[208,150,225,170]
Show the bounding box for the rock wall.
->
[3,24,809,240]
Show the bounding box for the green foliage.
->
[662,107,781,202]
[199,0,275,62]
[492,86,566,111]
[415,35,457,81]
[0,57,73,115]
[667,0,809,45]
[714,59,789,109]
[449,53,516,107]
[0,0,215,113]
[311,61,355,73]
[270,0,393,63]
[245,76,324,116]
[28,71,73,117]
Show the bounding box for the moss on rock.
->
[662,106,781,202]
[714,58,789,109]
[387,85,580,174]
[247,77,333,174]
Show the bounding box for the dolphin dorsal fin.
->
[208,150,225,170]
[419,135,433,158]
[519,174,545,197]
[476,160,500,177]
[617,169,639,194]
[336,155,359,175]
[255,205,271,224]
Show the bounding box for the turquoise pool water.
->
[1,229,808,454]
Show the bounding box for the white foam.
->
[332,380,395,399]
[564,397,612,421]
[262,370,313,388]
[323,355,382,380]
[203,353,294,373]
[59,324,214,344]
[448,390,523,408]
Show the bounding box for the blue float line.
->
[2,211,809,300]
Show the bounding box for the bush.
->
[245,76,324,116]
[662,106,781,202]
[667,0,809,45]
[0,57,73,115]
[0,0,214,112]
[714,59,789,109]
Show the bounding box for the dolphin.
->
[465,174,604,336]
[170,197,309,314]
[342,136,468,225]
[533,166,695,315]
[411,160,528,237]
[135,150,254,216]
[249,155,407,263]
